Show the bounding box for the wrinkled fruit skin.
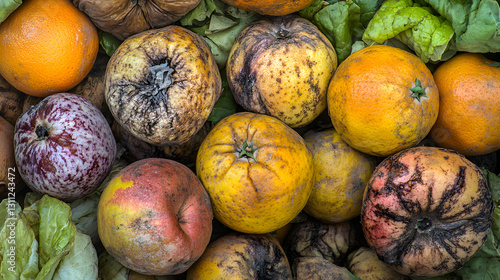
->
[348,247,409,280]
[227,15,337,128]
[186,233,292,279]
[74,0,201,41]
[361,146,494,278]
[282,218,364,268]
[98,158,213,275]
[105,25,221,146]
[14,93,116,201]
[292,256,353,280]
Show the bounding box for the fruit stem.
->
[237,140,257,159]
[276,28,290,39]
[148,62,174,91]
[35,125,49,140]
[410,78,427,102]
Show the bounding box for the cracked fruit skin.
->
[196,112,314,234]
[105,25,221,146]
[327,45,439,157]
[97,158,213,275]
[226,15,337,128]
[360,146,494,278]
[186,233,292,279]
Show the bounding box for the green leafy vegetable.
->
[0,0,21,24]
[98,30,122,57]
[53,231,98,280]
[0,195,97,280]
[299,0,383,63]
[421,0,500,53]
[362,0,455,63]
[179,0,260,68]
[207,71,237,124]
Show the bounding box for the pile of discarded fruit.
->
[0,0,499,279]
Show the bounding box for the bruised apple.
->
[97,158,213,275]
[361,146,494,278]
[14,93,116,201]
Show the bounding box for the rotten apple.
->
[97,158,213,275]
[14,92,116,201]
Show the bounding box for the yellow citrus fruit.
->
[430,53,500,156]
[196,112,314,234]
[0,0,99,97]
[303,129,377,223]
[186,233,292,279]
[327,45,440,157]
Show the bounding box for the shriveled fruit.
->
[0,0,99,97]
[293,257,352,280]
[430,53,500,156]
[74,0,201,40]
[196,112,314,234]
[0,75,26,126]
[282,218,364,267]
[0,116,23,199]
[186,233,292,279]
[303,128,377,223]
[361,146,494,277]
[348,247,409,280]
[227,15,337,128]
[105,25,221,146]
[327,45,439,157]
[221,0,315,16]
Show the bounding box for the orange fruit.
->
[429,53,500,156]
[220,0,315,16]
[0,0,99,97]
[196,112,314,234]
[303,129,377,223]
[327,45,440,157]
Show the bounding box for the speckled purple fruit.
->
[14,92,116,201]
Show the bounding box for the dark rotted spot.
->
[35,125,50,140]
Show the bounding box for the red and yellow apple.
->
[97,158,213,275]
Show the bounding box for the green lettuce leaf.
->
[362,0,455,63]
[179,0,260,68]
[421,0,500,53]
[0,199,39,280]
[0,0,21,24]
[53,231,98,280]
[299,0,382,63]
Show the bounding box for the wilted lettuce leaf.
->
[0,0,21,23]
[179,0,260,68]
[70,193,100,245]
[299,0,382,63]
[420,0,500,53]
[53,231,98,280]
[362,0,455,63]
[0,199,39,279]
